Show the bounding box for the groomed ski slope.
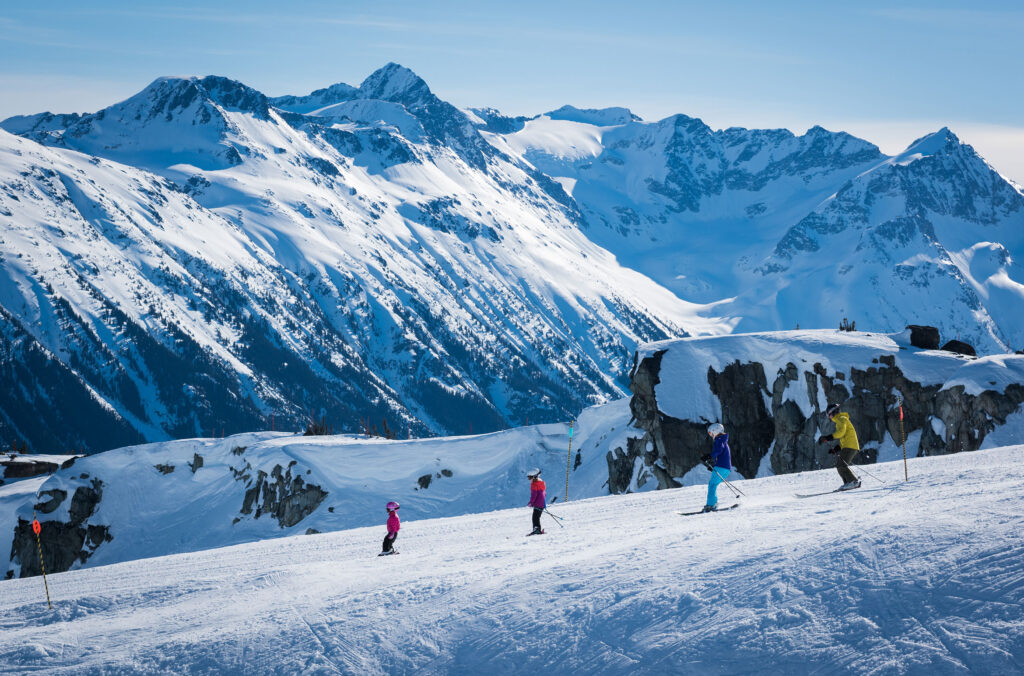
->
[2,447,1023,674]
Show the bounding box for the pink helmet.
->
[386,501,400,511]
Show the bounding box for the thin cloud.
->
[868,8,1024,30]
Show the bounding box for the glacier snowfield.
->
[2,446,1023,674]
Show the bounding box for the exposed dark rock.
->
[708,361,775,478]
[440,468,453,477]
[623,349,712,490]
[606,441,636,494]
[624,347,1024,492]
[941,340,976,357]
[34,489,66,514]
[188,453,204,473]
[8,477,109,578]
[1,459,59,479]
[231,446,247,455]
[907,325,940,350]
[417,474,432,489]
[69,479,103,525]
[237,463,327,528]
[304,528,320,535]
[154,463,175,474]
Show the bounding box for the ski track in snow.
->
[1,446,1023,674]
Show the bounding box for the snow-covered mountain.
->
[0,64,720,453]
[3,62,1022,456]
[3,444,1024,672]
[486,111,1024,353]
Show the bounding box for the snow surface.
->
[2,446,1023,673]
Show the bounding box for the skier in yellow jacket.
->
[817,403,861,490]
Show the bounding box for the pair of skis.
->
[795,485,862,499]
[677,503,740,516]
[526,507,564,536]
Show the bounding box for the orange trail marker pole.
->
[31,512,52,609]
[565,420,575,502]
[899,396,908,481]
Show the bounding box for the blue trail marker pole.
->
[564,420,575,502]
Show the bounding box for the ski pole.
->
[838,455,886,485]
[544,509,564,528]
[704,461,745,497]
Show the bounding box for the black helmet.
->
[826,404,841,418]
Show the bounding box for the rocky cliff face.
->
[6,475,111,579]
[612,331,1024,492]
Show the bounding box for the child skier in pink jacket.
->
[526,468,546,535]
[380,501,400,556]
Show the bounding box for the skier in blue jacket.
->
[701,423,732,512]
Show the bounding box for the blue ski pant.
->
[706,467,730,507]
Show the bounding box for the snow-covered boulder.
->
[619,330,1024,491]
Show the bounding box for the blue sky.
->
[2,0,1022,182]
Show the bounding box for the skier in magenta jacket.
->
[527,468,546,535]
[380,501,401,556]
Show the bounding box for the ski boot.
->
[701,504,718,513]
[838,480,862,491]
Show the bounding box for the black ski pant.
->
[532,508,543,531]
[382,532,397,553]
[836,447,859,484]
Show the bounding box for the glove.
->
[700,454,711,463]
[828,447,839,455]
[816,435,830,445]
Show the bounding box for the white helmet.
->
[707,423,725,438]
[526,468,541,479]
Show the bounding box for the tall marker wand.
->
[31,511,52,609]
[565,419,575,502]
[899,395,909,481]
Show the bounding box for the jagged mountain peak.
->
[900,126,962,158]
[131,74,271,120]
[358,62,433,106]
